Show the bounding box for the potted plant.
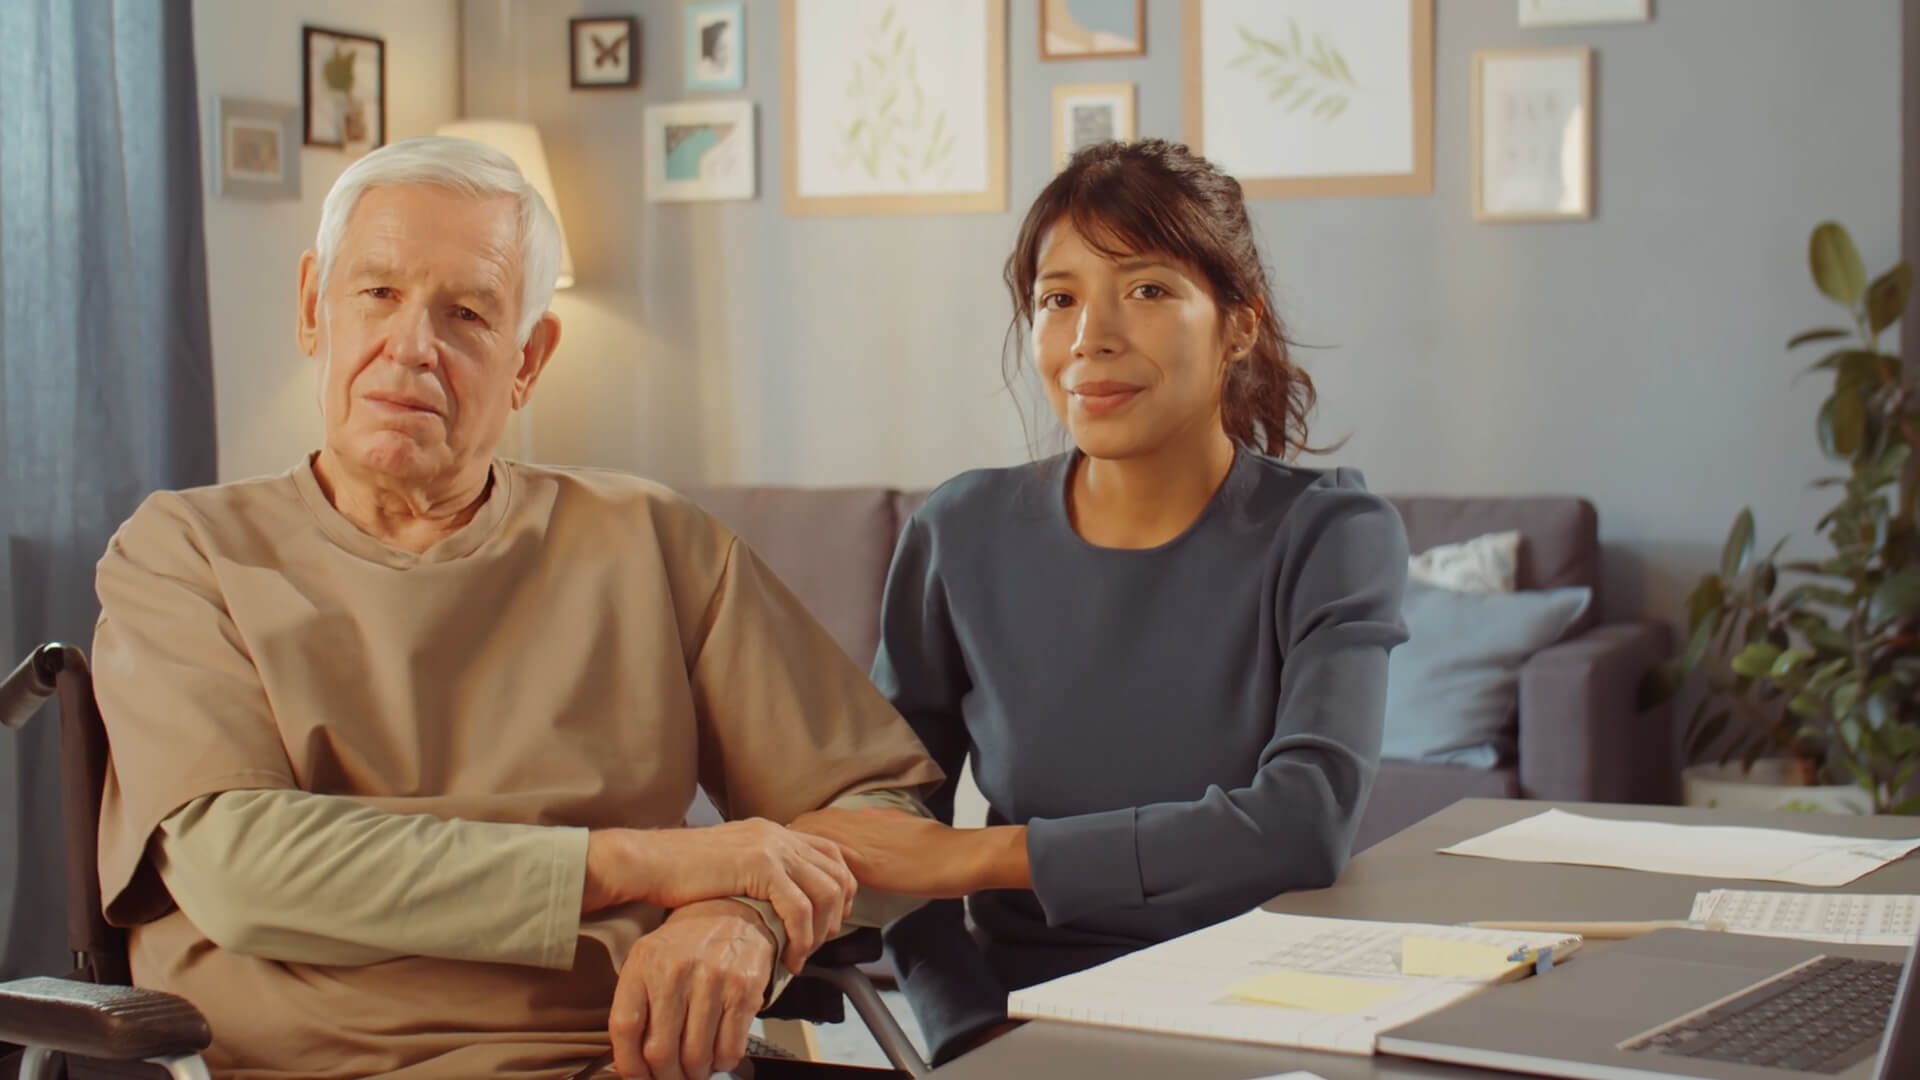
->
[1646,221,1920,814]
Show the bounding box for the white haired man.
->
[90,136,940,1080]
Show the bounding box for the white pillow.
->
[1408,530,1521,594]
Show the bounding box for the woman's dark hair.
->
[1003,138,1319,459]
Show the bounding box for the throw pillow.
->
[1381,583,1592,769]
[1407,530,1521,594]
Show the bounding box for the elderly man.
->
[90,136,941,1080]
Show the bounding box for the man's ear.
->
[296,250,322,357]
[512,312,563,410]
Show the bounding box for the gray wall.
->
[461,0,1902,626]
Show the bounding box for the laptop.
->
[1377,925,1920,1079]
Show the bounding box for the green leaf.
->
[1820,390,1868,458]
[1788,327,1853,349]
[1867,261,1913,335]
[1327,97,1349,119]
[1679,616,1716,672]
[1810,221,1868,307]
[1789,693,1824,717]
[1226,55,1251,70]
[880,4,895,30]
[1720,509,1755,579]
[1783,582,1856,610]
[1835,351,1884,395]
[1686,575,1727,633]
[1869,567,1920,627]
[1332,48,1354,82]
[1730,641,1784,678]
[1289,17,1301,52]
[1771,648,1816,678]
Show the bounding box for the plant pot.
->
[1681,759,1872,815]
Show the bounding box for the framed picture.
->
[571,15,641,89]
[1472,47,1592,222]
[1185,0,1433,199]
[645,101,757,202]
[301,26,385,152]
[783,0,1007,217]
[1040,0,1145,60]
[686,2,745,91]
[1052,83,1135,169]
[1517,0,1649,27]
[212,97,300,200]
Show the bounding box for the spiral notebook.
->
[1006,910,1580,1055]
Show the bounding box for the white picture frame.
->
[1185,0,1433,199]
[783,0,1008,216]
[1517,0,1649,28]
[686,2,746,92]
[1472,47,1592,222]
[1052,83,1135,170]
[644,101,757,202]
[211,97,300,200]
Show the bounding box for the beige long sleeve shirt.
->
[92,457,942,1079]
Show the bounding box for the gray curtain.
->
[0,0,216,978]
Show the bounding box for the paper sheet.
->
[1006,910,1578,1055]
[1439,808,1920,887]
[1223,970,1406,1012]
[1689,889,1920,947]
[1399,937,1528,979]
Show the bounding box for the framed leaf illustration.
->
[782,0,1007,216]
[1184,0,1432,199]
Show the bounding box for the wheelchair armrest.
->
[0,976,211,1061]
[807,927,882,968]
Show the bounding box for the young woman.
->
[793,139,1410,1064]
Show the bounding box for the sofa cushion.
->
[1408,529,1521,594]
[680,486,896,667]
[1382,584,1592,769]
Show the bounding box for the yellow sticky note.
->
[1401,937,1528,979]
[1222,969,1404,1013]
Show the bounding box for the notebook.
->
[1006,910,1581,1055]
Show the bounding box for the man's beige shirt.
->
[92,458,942,1079]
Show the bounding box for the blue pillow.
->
[1381,583,1593,769]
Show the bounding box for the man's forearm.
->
[156,788,587,970]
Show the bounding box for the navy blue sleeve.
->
[1024,478,1409,927]
[871,515,1009,1063]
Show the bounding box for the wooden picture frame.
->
[1052,83,1136,170]
[570,15,641,90]
[1472,47,1593,222]
[301,25,385,152]
[1039,0,1146,60]
[1183,0,1432,199]
[782,0,1007,217]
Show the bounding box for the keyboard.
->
[1625,955,1901,1074]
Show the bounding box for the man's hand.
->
[610,899,775,1080]
[788,808,1030,897]
[585,820,856,973]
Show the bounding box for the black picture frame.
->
[570,16,642,90]
[301,25,387,151]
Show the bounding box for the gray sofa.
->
[682,485,1677,852]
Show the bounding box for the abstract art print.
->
[1052,83,1135,169]
[213,97,300,200]
[1184,0,1432,198]
[1039,0,1145,60]
[686,2,746,91]
[783,0,1007,216]
[301,26,384,152]
[645,100,757,202]
[1473,47,1592,221]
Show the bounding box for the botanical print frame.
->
[685,2,746,92]
[212,97,300,200]
[1517,0,1649,28]
[782,0,1008,217]
[1052,83,1135,170]
[1184,0,1432,199]
[1472,47,1592,222]
[645,101,757,202]
[571,15,642,90]
[1039,0,1146,61]
[301,26,385,152]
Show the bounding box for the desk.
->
[925,798,1920,1079]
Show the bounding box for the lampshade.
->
[435,119,575,289]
